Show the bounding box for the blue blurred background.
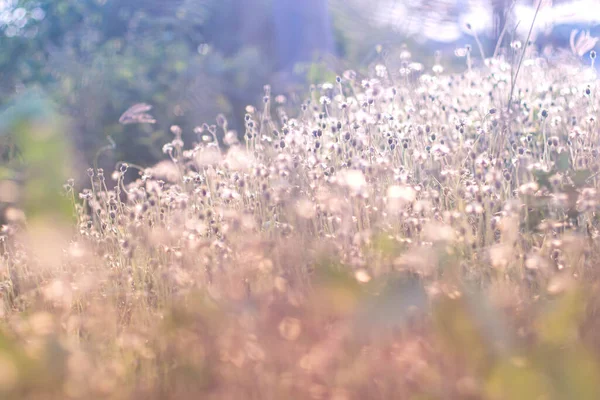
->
[0,0,598,171]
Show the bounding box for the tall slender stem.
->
[507,0,543,112]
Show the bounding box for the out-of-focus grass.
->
[3,44,600,399]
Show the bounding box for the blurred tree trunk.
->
[491,0,512,52]
[272,0,335,72]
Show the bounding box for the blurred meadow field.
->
[2,0,600,399]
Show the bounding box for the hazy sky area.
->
[367,0,600,42]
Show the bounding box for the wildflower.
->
[519,182,539,196]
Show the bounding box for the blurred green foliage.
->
[0,90,73,224]
[1,0,445,172]
[1,0,461,173]
[0,0,285,168]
